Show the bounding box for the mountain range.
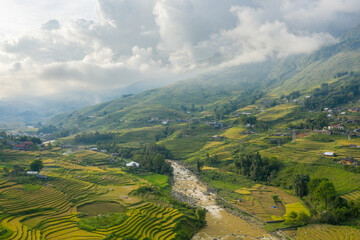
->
[49,24,360,131]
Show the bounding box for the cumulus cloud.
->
[41,19,61,30]
[0,0,359,102]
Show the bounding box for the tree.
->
[284,211,298,225]
[293,174,310,197]
[313,180,336,208]
[30,160,43,172]
[153,153,165,174]
[308,178,328,196]
[284,211,310,225]
[196,160,204,173]
[235,152,280,181]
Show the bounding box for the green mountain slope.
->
[49,61,275,130]
[268,25,360,94]
[50,25,360,131]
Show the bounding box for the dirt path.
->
[169,160,278,240]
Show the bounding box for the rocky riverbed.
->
[169,160,278,240]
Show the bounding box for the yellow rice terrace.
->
[0,149,204,240]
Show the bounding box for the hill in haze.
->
[49,24,360,131]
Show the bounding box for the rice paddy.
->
[0,150,184,240]
[232,184,308,222]
[297,224,360,240]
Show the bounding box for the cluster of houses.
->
[13,141,35,150]
[323,106,360,118]
[148,117,193,125]
[348,107,359,113]
[340,157,359,166]
[322,152,359,166]
[311,122,359,137]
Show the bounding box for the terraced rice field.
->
[341,188,360,202]
[297,224,360,240]
[232,184,307,222]
[94,203,184,240]
[0,150,185,240]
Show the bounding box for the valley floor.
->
[170,161,276,240]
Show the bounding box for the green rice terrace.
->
[0,149,202,240]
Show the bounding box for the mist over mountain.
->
[48,23,360,131]
[2,1,360,124]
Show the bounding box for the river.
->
[169,160,278,240]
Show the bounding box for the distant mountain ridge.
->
[49,24,360,131]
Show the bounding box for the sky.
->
[1,0,360,103]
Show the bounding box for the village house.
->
[328,124,344,131]
[323,152,336,157]
[243,131,255,134]
[210,135,225,141]
[126,161,140,167]
[23,141,34,147]
[269,133,289,137]
[13,143,26,150]
[149,117,160,122]
[341,157,359,166]
[313,129,332,135]
[348,107,359,113]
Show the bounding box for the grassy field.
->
[140,174,169,188]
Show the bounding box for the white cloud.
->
[0,0,359,102]
[41,20,61,30]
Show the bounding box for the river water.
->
[170,160,278,240]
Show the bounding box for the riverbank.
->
[169,160,278,240]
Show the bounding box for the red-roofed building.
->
[328,125,344,131]
[23,141,34,146]
[13,144,26,150]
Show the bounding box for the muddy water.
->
[170,161,277,240]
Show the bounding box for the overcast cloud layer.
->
[1,0,360,102]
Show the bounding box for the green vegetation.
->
[141,174,169,188]
[29,160,43,172]
[78,212,128,231]
[23,184,42,191]
[304,76,360,110]
[234,152,280,181]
